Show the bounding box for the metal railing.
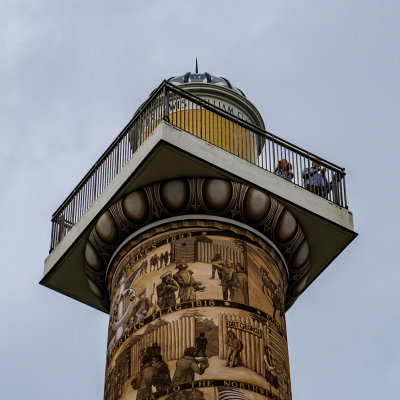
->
[49,81,348,251]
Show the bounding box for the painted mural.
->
[105,228,291,400]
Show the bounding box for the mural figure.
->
[131,353,157,400]
[171,347,209,385]
[173,260,205,302]
[160,251,170,268]
[225,330,243,368]
[260,268,284,319]
[186,389,205,400]
[271,286,284,320]
[131,343,170,398]
[166,388,205,400]
[231,263,249,305]
[195,332,207,357]
[150,254,160,271]
[260,267,272,295]
[156,271,179,309]
[214,259,236,301]
[139,260,148,277]
[140,342,162,362]
[264,345,279,391]
[133,289,154,323]
[152,354,171,391]
[279,362,290,399]
[105,367,123,400]
[210,253,222,279]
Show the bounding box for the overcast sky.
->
[1,1,399,399]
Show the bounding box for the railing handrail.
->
[164,82,345,174]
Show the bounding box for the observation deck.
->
[42,79,355,311]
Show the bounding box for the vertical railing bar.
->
[184,95,186,132]
[80,184,84,219]
[103,158,107,191]
[190,99,193,136]
[271,137,276,173]
[111,148,114,183]
[291,150,295,184]
[112,143,116,180]
[190,101,195,137]
[200,103,202,139]
[179,94,181,129]
[221,114,224,150]
[246,126,249,161]
[225,115,227,152]
[110,149,113,184]
[157,91,160,128]
[240,123,243,159]
[213,108,215,146]
[99,161,103,195]
[227,117,229,153]
[85,180,89,214]
[116,142,119,175]
[328,168,332,202]
[244,126,247,161]
[307,154,311,192]
[246,126,250,162]
[195,102,198,137]
[253,131,256,166]
[107,151,111,187]
[249,129,253,164]
[235,122,238,157]
[231,120,234,156]
[265,137,269,171]
[342,173,347,208]
[139,112,144,150]
[80,187,84,219]
[219,114,222,150]
[209,108,211,145]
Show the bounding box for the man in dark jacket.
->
[171,347,208,384]
[157,271,179,309]
[152,354,171,391]
[195,333,207,357]
[225,330,243,368]
[132,354,157,400]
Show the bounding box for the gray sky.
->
[1,1,399,399]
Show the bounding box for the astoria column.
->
[42,72,356,400]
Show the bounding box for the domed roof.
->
[167,72,246,97]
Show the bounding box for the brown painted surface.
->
[104,227,291,400]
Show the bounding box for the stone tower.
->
[42,71,356,400]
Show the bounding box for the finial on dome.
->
[195,57,198,73]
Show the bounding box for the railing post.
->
[342,172,348,208]
[331,173,339,205]
[163,85,170,122]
